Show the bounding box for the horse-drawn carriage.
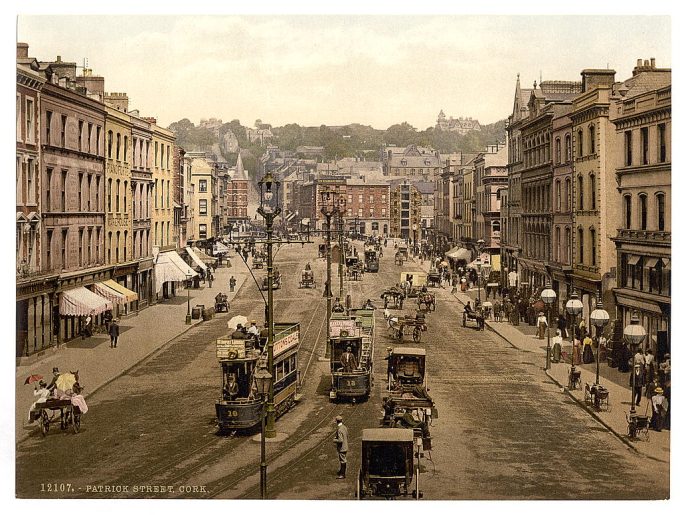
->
[31,398,83,436]
[381,288,405,310]
[299,269,316,288]
[426,269,442,288]
[252,253,264,269]
[388,313,427,343]
[462,309,485,329]
[347,258,364,281]
[356,428,423,500]
[416,291,436,312]
[214,293,230,313]
[261,268,281,290]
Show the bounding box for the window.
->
[590,228,596,266]
[641,127,649,165]
[577,130,583,157]
[658,124,667,163]
[25,99,34,143]
[96,228,101,262]
[199,179,207,193]
[639,194,648,230]
[46,168,52,210]
[107,131,113,159]
[46,230,52,269]
[124,136,128,162]
[624,195,632,229]
[565,134,571,162]
[107,178,112,212]
[61,170,67,210]
[589,125,596,154]
[123,181,127,212]
[656,193,665,231]
[199,199,208,215]
[96,126,101,155]
[46,111,52,145]
[565,227,571,264]
[78,173,83,210]
[590,174,596,210]
[61,229,68,268]
[555,227,561,262]
[61,115,67,147]
[577,228,584,264]
[78,120,83,151]
[87,123,93,153]
[154,142,158,166]
[555,138,561,164]
[116,133,121,161]
[16,94,21,140]
[116,179,120,213]
[167,145,171,169]
[577,176,583,211]
[78,229,83,266]
[199,224,207,238]
[556,181,561,211]
[116,231,120,263]
[161,144,164,169]
[26,159,35,205]
[565,178,571,211]
[87,228,92,264]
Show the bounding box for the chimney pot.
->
[57,55,62,62]
[644,60,650,67]
[650,57,656,68]
[637,59,643,67]
[16,42,29,59]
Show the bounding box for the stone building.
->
[611,69,671,357]
[436,111,482,134]
[389,181,422,242]
[188,153,218,241]
[346,177,390,238]
[383,144,441,181]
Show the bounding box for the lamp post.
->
[590,296,610,386]
[254,367,273,499]
[623,312,647,421]
[257,170,281,438]
[541,287,557,370]
[320,191,339,359]
[185,273,192,324]
[565,291,583,389]
[337,195,346,299]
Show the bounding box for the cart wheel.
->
[40,411,49,437]
[413,326,421,343]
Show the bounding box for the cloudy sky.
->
[13,8,674,131]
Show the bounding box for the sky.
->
[14,9,672,131]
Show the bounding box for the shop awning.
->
[185,246,208,272]
[644,257,660,268]
[59,287,113,317]
[194,247,217,264]
[449,248,472,263]
[445,247,460,259]
[213,241,230,254]
[93,280,139,304]
[154,251,198,293]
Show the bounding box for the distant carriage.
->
[261,268,281,290]
[214,293,230,313]
[426,269,442,288]
[381,288,405,310]
[252,253,264,269]
[388,314,427,343]
[299,269,316,288]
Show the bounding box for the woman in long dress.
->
[551,329,563,363]
[582,333,594,364]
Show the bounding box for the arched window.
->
[116,179,120,213]
[555,226,561,262]
[556,180,562,212]
[577,175,584,210]
[565,178,571,211]
[577,130,583,157]
[578,227,584,263]
[639,193,648,230]
[555,138,561,164]
[107,130,113,159]
[565,134,572,162]
[116,133,121,160]
[590,173,596,210]
[565,227,571,265]
[656,193,665,231]
[624,195,632,229]
[589,125,596,154]
[590,228,596,266]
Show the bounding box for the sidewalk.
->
[451,288,670,463]
[15,252,251,443]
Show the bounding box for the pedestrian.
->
[333,415,349,479]
[493,300,501,322]
[385,347,395,390]
[229,275,236,292]
[82,310,94,339]
[582,333,594,364]
[651,386,668,431]
[536,311,547,339]
[659,354,671,384]
[28,380,50,423]
[630,364,644,406]
[208,270,213,288]
[557,314,569,339]
[552,329,563,363]
[644,348,656,393]
[109,318,120,348]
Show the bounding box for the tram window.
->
[283,360,290,375]
[276,363,284,381]
[290,355,296,371]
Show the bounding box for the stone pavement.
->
[450,287,670,463]
[15,251,252,443]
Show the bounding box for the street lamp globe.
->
[253,367,273,399]
[623,312,647,347]
[258,171,281,217]
[565,292,583,316]
[540,287,557,306]
[590,299,610,329]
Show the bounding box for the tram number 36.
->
[224,410,239,418]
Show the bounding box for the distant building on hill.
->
[436,110,482,134]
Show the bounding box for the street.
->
[15,240,669,500]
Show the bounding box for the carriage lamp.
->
[590,296,610,386]
[623,312,646,416]
[540,288,556,370]
[254,367,273,500]
[565,292,583,389]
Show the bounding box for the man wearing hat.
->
[46,367,60,393]
[385,347,395,390]
[536,311,547,339]
[340,346,358,373]
[333,415,349,479]
[651,386,669,431]
[109,318,120,348]
[28,380,51,423]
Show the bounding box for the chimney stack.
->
[650,57,656,68]
[580,68,616,92]
[17,42,29,59]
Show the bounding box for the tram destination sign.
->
[330,319,360,337]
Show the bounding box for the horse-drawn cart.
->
[426,270,442,288]
[462,310,485,329]
[381,288,405,310]
[388,314,427,343]
[214,293,230,313]
[30,398,83,437]
[299,269,316,288]
[416,291,436,312]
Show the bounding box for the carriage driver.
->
[340,346,358,372]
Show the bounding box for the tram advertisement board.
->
[330,319,360,337]
[216,338,246,359]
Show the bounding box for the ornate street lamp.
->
[320,190,339,359]
[565,292,583,389]
[253,367,273,499]
[257,170,281,438]
[185,273,193,325]
[623,312,646,423]
[590,296,610,387]
[337,195,347,300]
[541,287,557,370]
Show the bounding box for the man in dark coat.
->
[333,415,349,479]
[109,318,120,348]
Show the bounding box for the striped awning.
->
[93,280,139,304]
[194,247,217,264]
[59,287,113,317]
[213,241,230,254]
[185,246,208,272]
[154,251,198,293]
